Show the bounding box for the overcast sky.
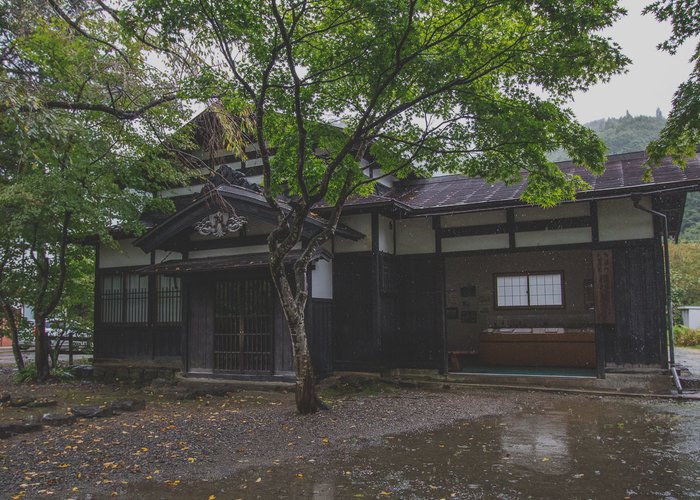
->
[568,0,697,123]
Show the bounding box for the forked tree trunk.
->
[270,260,321,414]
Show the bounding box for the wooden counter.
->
[478,330,595,368]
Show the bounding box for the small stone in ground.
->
[0,422,42,439]
[70,405,114,418]
[108,399,146,412]
[150,377,175,387]
[0,393,10,403]
[25,399,58,408]
[71,365,94,379]
[9,396,36,407]
[42,413,77,427]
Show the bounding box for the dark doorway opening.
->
[213,276,274,374]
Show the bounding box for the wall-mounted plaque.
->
[460,310,477,323]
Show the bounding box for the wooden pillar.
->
[433,216,447,374]
[592,249,615,379]
[371,211,382,368]
[148,252,157,360]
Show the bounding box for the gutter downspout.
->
[632,198,682,394]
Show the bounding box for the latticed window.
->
[100,272,182,325]
[495,272,564,308]
[157,276,182,324]
[101,274,123,323]
[100,272,148,324]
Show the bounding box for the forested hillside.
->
[549,110,700,240]
[548,110,667,161]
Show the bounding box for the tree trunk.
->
[35,317,50,381]
[290,317,320,414]
[2,301,25,371]
[270,259,322,414]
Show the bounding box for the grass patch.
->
[12,362,76,384]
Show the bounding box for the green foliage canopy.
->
[0,0,190,376]
[130,0,631,208]
[644,0,700,165]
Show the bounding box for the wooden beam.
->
[506,209,516,249]
[437,215,593,239]
[590,201,599,243]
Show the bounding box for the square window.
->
[496,272,563,308]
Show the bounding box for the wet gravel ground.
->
[0,376,519,499]
[1,374,698,499]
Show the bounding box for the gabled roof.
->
[135,184,364,253]
[341,150,700,214]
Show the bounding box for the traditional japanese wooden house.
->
[93,149,700,386]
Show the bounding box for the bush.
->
[674,325,700,347]
[13,363,37,383]
[12,362,76,383]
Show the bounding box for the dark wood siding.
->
[332,253,378,369]
[274,294,293,373]
[608,241,667,367]
[389,255,442,369]
[94,326,183,361]
[309,299,333,376]
[187,276,214,371]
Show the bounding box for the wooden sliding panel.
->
[592,249,615,325]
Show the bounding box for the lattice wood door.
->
[213,276,274,374]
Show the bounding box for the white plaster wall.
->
[311,259,333,299]
[335,214,372,253]
[378,215,395,254]
[396,217,435,255]
[442,234,510,253]
[155,250,182,263]
[99,239,151,268]
[514,202,589,221]
[440,210,506,228]
[515,227,592,247]
[598,197,654,241]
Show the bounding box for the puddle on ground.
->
[124,397,700,499]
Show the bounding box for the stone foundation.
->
[93,362,180,384]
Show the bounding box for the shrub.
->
[12,362,76,383]
[674,325,700,347]
[13,362,37,383]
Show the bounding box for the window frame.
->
[493,271,566,310]
[155,274,183,325]
[99,270,150,325]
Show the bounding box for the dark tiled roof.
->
[353,150,700,213]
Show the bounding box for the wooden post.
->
[68,330,74,366]
[592,249,615,379]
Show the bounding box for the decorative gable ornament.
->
[194,211,248,237]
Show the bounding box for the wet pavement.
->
[677,347,700,375]
[0,347,90,367]
[124,395,700,500]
